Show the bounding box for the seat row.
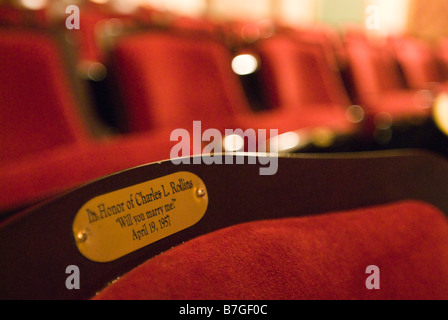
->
[1,8,448,212]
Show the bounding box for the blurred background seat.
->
[388,34,448,94]
[253,33,359,145]
[110,30,359,152]
[0,29,174,213]
[343,32,433,124]
[1,0,448,211]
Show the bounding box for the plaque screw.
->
[76,230,87,242]
[196,188,206,198]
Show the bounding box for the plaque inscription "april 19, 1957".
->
[72,172,209,263]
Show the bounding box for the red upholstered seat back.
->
[390,36,445,89]
[345,36,405,100]
[112,32,252,133]
[256,35,351,112]
[93,201,448,300]
[0,30,89,164]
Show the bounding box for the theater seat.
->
[278,25,349,71]
[93,200,448,300]
[0,29,173,212]
[254,34,356,134]
[389,35,448,94]
[110,31,354,152]
[111,31,239,133]
[344,33,433,124]
[2,151,448,300]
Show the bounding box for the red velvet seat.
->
[254,34,356,134]
[389,35,448,94]
[344,33,432,123]
[0,29,173,212]
[279,25,349,69]
[2,151,448,300]
[111,31,353,151]
[112,31,241,133]
[93,200,448,300]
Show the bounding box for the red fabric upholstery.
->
[0,30,173,211]
[93,201,448,300]
[255,34,354,134]
[362,90,433,118]
[112,32,242,133]
[344,34,432,121]
[389,35,448,92]
[0,131,174,210]
[0,30,89,163]
[277,25,349,74]
[111,31,353,137]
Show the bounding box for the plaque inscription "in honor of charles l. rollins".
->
[72,172,208,263]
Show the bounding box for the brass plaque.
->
[73,171,208,263]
